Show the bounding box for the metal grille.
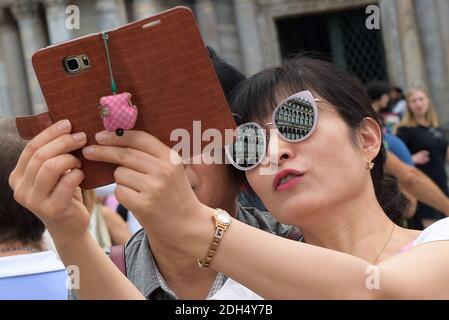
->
[276,7,388,84]
[336,9,387,83]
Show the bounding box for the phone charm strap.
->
[99,32,138,136]
[102,32,117,94]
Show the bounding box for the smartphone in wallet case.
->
[15,7,236,189]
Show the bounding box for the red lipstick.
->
[272,169,304,191]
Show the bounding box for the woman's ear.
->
[359,117,382,162]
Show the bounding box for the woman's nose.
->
[277,145,295,165]
[265,133,295,165]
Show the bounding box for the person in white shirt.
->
[0,118,67,300]
[390,86,407,119]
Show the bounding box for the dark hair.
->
[391,86,405,99]
[207,46,246,100]
[0,118,46,245]
[207,46,247,186]
[366,81,391,102]
[229,56,407,223]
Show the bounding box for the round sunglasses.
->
[226,90,320,171]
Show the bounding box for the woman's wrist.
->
[187,204,219,260]
[47,228,92,255]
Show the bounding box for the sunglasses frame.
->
[269,90,320,143]
[226,91,320,171]
[225,121,267,171]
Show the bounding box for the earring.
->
[366,161,374,170]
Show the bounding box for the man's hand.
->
[9,120,90,248]
[412,150,430,165]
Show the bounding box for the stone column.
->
[194,0,221,53]
[215,0,243,71]
[234,0,264,76]
[95,0,122,31]
[11,0,49,114]
[414,0,449,126]
[0,61,10,116]
[436,0,449,76]
[0,8,32,116]
[395,0,428,90]
[379,0,405,89]
[435,0,449,126]
[0,16,9,117]
[133,0,166,20]
[43,0,72,44]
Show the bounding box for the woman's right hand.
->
[8,120,90,248]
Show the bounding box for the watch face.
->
[216,210,232,225]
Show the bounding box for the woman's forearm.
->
[191,207,375,299]
[214,220,379,299]
[54,231,144,300]
[101,207,132,245]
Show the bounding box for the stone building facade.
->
[1,0,448,127]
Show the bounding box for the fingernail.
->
[57,120,70,132]
[83,146,96,155]
[95,131,108,142]
[72,132,86,142]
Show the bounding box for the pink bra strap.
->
[399,241,414,253]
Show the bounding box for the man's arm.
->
[386,152,449,217]
[236,205,299,239]
[101,206,132,245]
[401,188,417,219]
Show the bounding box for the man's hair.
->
[391,86,404,97]
[207,47,246,100]
[0,118,45,245]
[207,46,247,186]
[366,81,391,102]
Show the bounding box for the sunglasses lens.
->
[226,123,266,170]
[274,96,316,141]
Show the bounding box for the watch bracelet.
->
[197,212,229,268]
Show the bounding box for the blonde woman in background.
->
[397,88,449,229]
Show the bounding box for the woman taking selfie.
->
[9,57,449,299]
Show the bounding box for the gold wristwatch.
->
[197,209,232,269]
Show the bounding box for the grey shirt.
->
[69,204,300,300]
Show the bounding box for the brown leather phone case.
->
[16,6,236,189]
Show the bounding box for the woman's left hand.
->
[82,130,214,249]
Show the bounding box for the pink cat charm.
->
[99,92,138,136]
